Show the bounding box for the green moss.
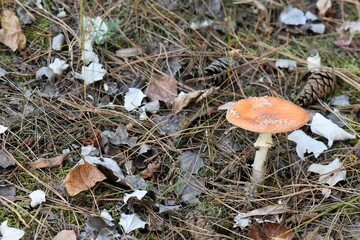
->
[194,198,227,218]
[0,52,13,65]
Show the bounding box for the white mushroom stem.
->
[251,132,273,184]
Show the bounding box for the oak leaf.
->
[0,10,26,51]
[64,160,106,196]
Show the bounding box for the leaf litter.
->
[0,1,359,239]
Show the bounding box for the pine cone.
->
[295,71,334,107]
[204,57,239,86]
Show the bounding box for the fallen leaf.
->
[178,151,204,174]
[0,10,26,51]
[16,7,34,25]
[249,223,293,240]
[36,66,55,82]
[0,149,15,169]
[29,189,46,207]
[307,53,321,72]
[81,145,99,156]
[29,151,74,169]
[330,95,350,107]
[145,75,177,107]
[49,58,69,75]
[52,33,64,51]
[83,156,125,182]
[141,157,162,180]
[53,230,77,240]
[0,220,25,240]
[288,130,328,160]
[100,209,116,226]
[82,16,109,44]
[279,6,306,25]
[102,123,137,147]
[310,113,355,147]
[85,215,120,239]
[0,67,6,77]
[124,88,146,111]
[308,158,346,186]
[234,218,251,229]
[175,172,205,203]
[120,175,148,190]
[218,101,235,110]
[172,91,203,113]
[249,224,268,239]
[73,62,106,85]
[152,113,186,137]
[234,204,290,229]
[0,125,8,134]
[0,185,15,197]
[157,204,182,213]
[190,16,214,30]
[263,223,293,240]
[310,23,326,34]
[316,0,332,16]
[275,59,297,71]
[119,213,147,234]
[64,160,106,196]
[339,21,360,33]
[123,190,148,204]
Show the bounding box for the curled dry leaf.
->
[310,113,355,147]
[30,151,74,169]
[234,204,290,229]
[119,213,147,234]
[141,157,162,180]
[53,230,77,240]
[316,0,332,16]
[0,220,25,240]
[288,130,327,160]
[249,223,293,240]
[29,189,46,207]
[0,10,26,51]
[307,158,346,198]
[145,75,177,107]
[172,87,217,113]
[64,160,106,196]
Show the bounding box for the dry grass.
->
[0,0,359,239]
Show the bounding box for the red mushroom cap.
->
[226,96,309,133]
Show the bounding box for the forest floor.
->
[0,0,359,239]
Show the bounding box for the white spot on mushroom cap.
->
[229,109,241,118]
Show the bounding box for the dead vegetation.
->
[0,0,359,239]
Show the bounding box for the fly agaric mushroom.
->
[226,96,308,184]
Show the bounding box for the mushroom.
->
[226,96,309,184]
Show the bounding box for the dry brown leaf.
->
[30,151,74,169]
[53,230,77,240]
[172,91,202,114]
[249,223,293,240]
[145,75,177,107]
[263,223,293,240]
[172,87,217,114]
[249,224,268,240]
[0,10,26,51]
[141,157,162,180]
[64,160,106,196]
